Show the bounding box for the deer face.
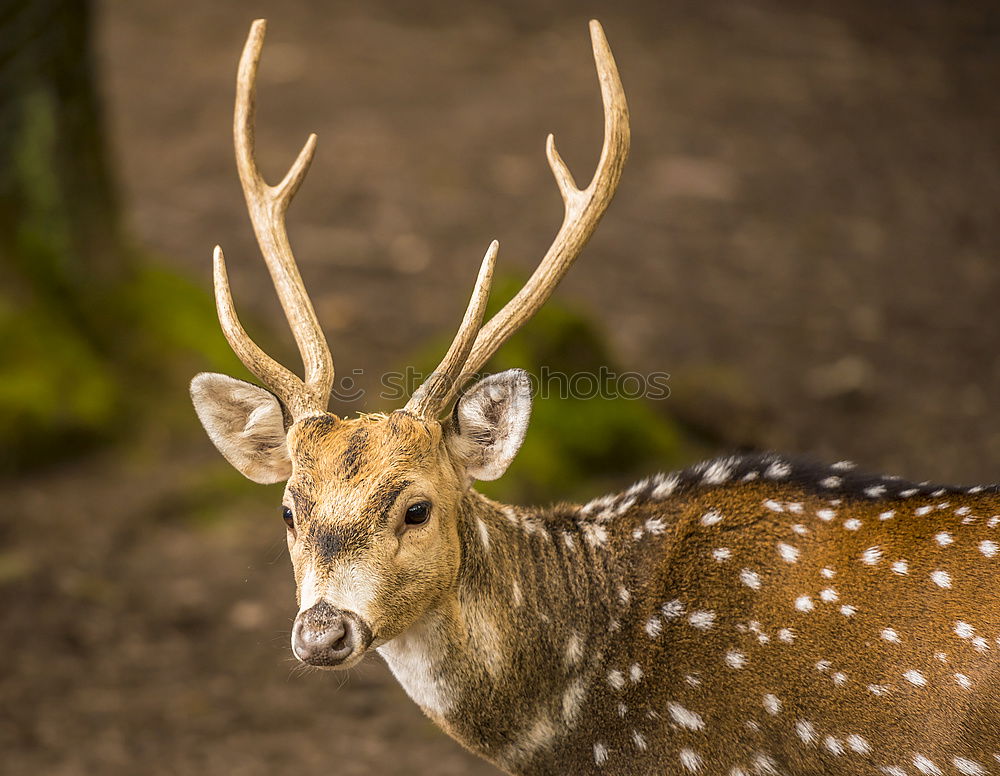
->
[191,369,532,668]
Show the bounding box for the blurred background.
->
[1,0,998,773]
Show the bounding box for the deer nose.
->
[291,602,366,667]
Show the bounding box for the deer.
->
[189,18,1000,776]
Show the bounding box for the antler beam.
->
[214,19,334,420]
[406,20,630,418]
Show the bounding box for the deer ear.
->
[190,372,292,484]
[447,369,533,481]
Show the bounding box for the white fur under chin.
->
[378,618,456,718]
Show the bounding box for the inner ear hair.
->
[447,369,533,482]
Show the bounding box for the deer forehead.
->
[287,412,454,502]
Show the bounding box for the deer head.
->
[190,19,628,669]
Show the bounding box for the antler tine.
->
[229,19,334,417]
[404,241,499,418]
[213,245,314,415]
[425,20,629,412]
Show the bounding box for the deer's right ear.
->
[446,369,533,481]
[190,372,292,484]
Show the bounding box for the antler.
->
[214,19,334,420]
[404,20,630,418]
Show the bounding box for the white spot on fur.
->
[953,758,987,775]
[778,628,795,643]
[881,628,901,643]
[765,461,791,479]
[702,461,732,484]
[819,588,839,603]
[821,567,836,578]
[795,595,815,612]
[713,547,732,562]
[645,617,662,638]
[891,560,909,575]
[701,510,723,526]
[561,677,587,723]
[847,734,870,754]
[955,621,975,639]
[824,736,845,755]
[582,522,608,547]
[817,509,836,521]
[607,669,625,690]
[820,476,842,488]
[740,569,762,590]
[565,632,583,667]
[629,663,643,683]
[763,500,784,513]
[796,720,817,744]
[980,539,998,558]
[844,518,862,531]
[667,702,705,731]
[593,742,608,766]
[934,531,953,546]
[651,472,680,499]
[904,669,927,687]
[913,754,942,775]
[867,684,889,696]
[955,673,972,689]
[879,510,896,520]
[662,600,685,618]
[777,543,800,563]
[725,650,747,669]
[840,604,857,617]
[679,748,703,772]
[632,731,647,752]
[861,546,883,565]
[644,517,667,536]
[762,694,781,715]
[688,610,716,630]
[931,570,952,588]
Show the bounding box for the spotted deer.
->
[190,18,1000,776]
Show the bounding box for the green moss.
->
[0,296,119,469]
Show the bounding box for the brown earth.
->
[2,1,999,774]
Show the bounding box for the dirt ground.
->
[3,1,999,774]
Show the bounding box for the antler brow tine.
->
[404,241,499,418]
[408,20,630,417]
[215,19,335,420]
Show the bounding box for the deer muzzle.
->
[291,601,372,668]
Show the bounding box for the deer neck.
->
[378,489,624,769]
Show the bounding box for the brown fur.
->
[273,414,1000,775]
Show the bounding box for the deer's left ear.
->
[446,369,533,481]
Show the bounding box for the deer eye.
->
[282,506,294,527]
[404,501,431,526]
